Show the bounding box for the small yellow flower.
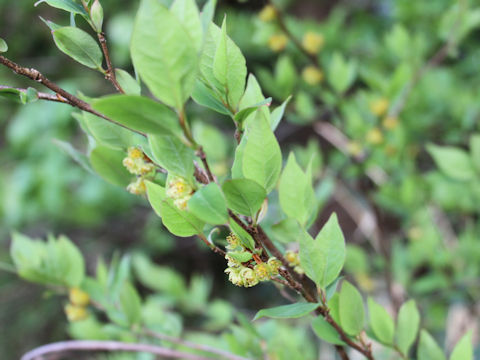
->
[226,233,242,250]
[128,147,143,159]
[127,177,147,195]
[259,5,277,22]
[285,250,300,266]
[123,147,154,175]
[64,304,88,322]
[382,116,399,130]
[302,65,324,86]
[239,267,259,287]
[173,197,190,210]
[225,266,243,287]
[302,31,324,55]
[347,141,363,157]
[69,287,90,307]
[166,177,193,199]
[366,127,384,145]
[267,257,281,275]
[254,263,271,281]
[369,97,389,117]
[268,34,288,52]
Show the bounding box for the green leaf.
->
[170,0,202,52]
[269,218,302,243]
[131,0,197,109]
[92,95,181,136]
[470,134,480,173]
[149,135,194,179]
[90,0,104,32]
[271,96,292,131]
[115,69,141,95]
[417,330,446,360]
[229,218,255,250]
[36,0,88,16]
[242,112,282,194]
[338,281,365,336]
[279,152,315,226]
[227,251,253,263]
[311,316,346,345]
[188,183,229,225]
[450,331,473,360]
[52,139,94,174]
[90,146,131,187]
[146,181,204,237]
[367,297,394,345]
[39,16,63,31]
[213,17,247,110]
[120,281,142,326]
[52,27,103,69]
[231,136,246,179]
[234,98,272,125]
[200,0,217,36]
[427,144,476,181]
[299,213,346,288]
[328,52,357,94]
[0,37,7,52]
[253,302,319,320]
[238,74,270,125]
[222,179,266,217]
[396,299,420,356]
[191,80,231,115]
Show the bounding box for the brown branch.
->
[196,147,216,183]
[97,32,124,93]
[20,340,212,360]
[141,328,249,360]
[0,85,68,103]
[0,55,145,137]
[197,233,226,257]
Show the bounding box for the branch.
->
[97,32,124,93]
[20,340,213,360]
[142,328,249,360]
[0,55,145,137]
[0,85,68,103]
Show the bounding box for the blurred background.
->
[1,0,480,358]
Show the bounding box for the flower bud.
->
[127,177,147,195]
[285,250,299,266]
[302,31,324,55]
[69,287,90,307]
[302,65,324,86]
[91,0,104,32]
[123,147,154,175]
[258,5,277,22]
[254,263,270,281]
[226,233,242,250]
[166,176,193,199]
[64,304,88,322]
[369,97,389,117]
[268,34,288,52]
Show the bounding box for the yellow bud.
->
[347,141,363,157]
[302,31,324,55]
[69,287,90,307]
[302,65,324,86]
[126,177,147,195]
[127,147,143,160]
[366,127,384,145]
[369,97,389,116]
[382,116,399,130]
[64,304,88,322]
[285,250,299,266]
[268,34,288,52]
[259,5,277,22]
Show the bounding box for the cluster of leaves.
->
[1,0,479,359]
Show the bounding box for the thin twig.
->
[0,85,68,103]
[97,32,124,93]
[142,328,249,360]
[20,340,212,360]
[0,55,145,137]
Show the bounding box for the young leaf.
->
[192,81,231,115]
[131,0,197,109]
[90,0,104,32]
[229,218,255,250]
[367,297,394,345]
[145,181,205,237]
[200,0,217,35]
[52,27,103,69]
[417,330,446,360]
[311,316,346,345]
[149,135,194,179]
[213,17,247,110]
[427,144,476,181]
[279,152,315,226]
[299,213,346,288]
[90,146,131,187]
[269,218,302,243]
[338,281,365,336]
[188,183,229,225]
[271,96,292,131]
[234,98,272,125]
[237,74,271,125]
[115,69,141,95]
[222,179,266,218]
[327,52,357,94]
[170,0,203,52]
[52,139,94,174]
[120,281,142,326]
[396,299,420,356]
[450,331,473,360]
[92,95,181,136]
[253,302,319,320]
[0,37,8,52]
[242,112,282,194]
[35,0,88,16]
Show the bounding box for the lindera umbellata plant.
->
[0,0,477,359]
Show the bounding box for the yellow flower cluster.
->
[369,97,389,117]
[224,234,281,287]
[64,287,90,322]
[302,31,324,54]
[166,176,193,210]
[258,5,277,22]
[123,147,155,196]
[366,127,384,145]
[302,65,324,85]
[268,33,288,52]
[285,250,304,275]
